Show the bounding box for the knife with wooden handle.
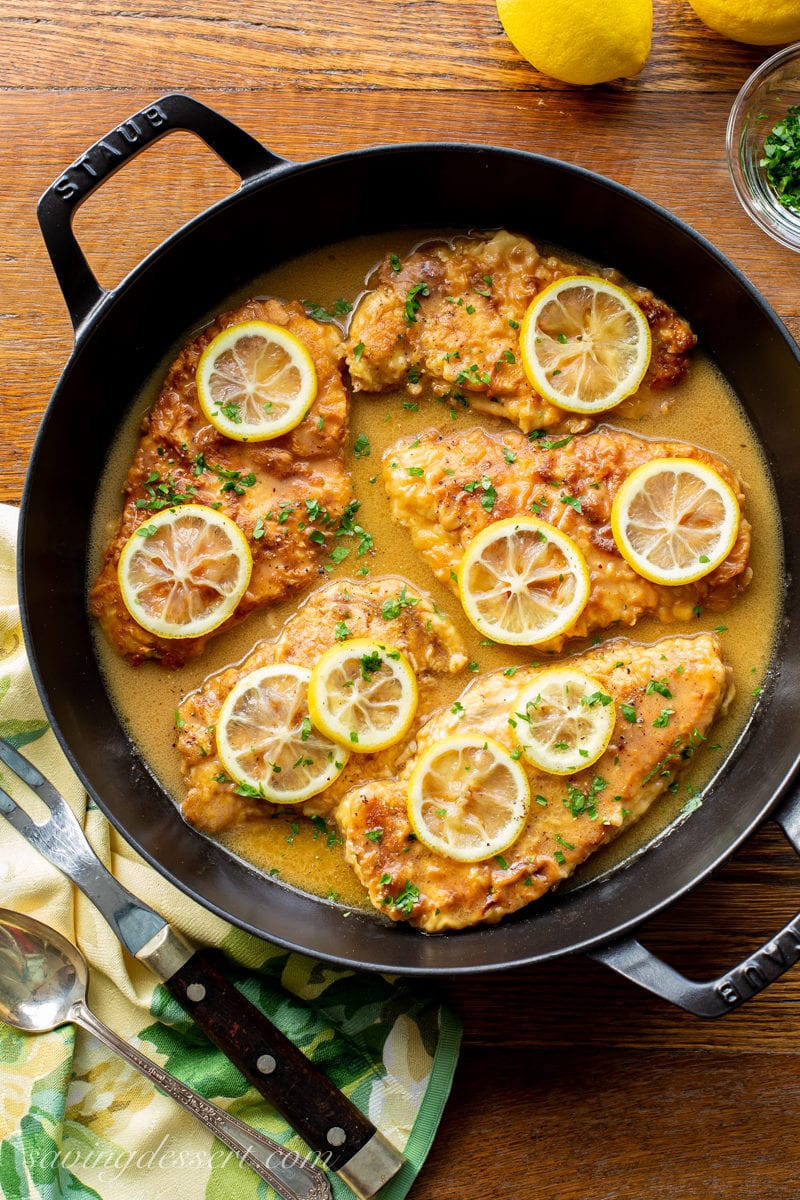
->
[0,736,405,1199]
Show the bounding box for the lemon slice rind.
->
[216,663,348,804]
[457,515,591,646]
[117,504,252,639]
[610,456,741,586]
[520,275,652,414]
[407,734,531,863]
[307,638,419,754]
[512,667,616,776]
[196,320,317,442]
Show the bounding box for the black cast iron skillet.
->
[21,94,800,1014]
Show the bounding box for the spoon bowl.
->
[0,909,86,1032]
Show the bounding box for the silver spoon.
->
[0,908,330,1200]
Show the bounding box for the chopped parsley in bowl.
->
[727,42,800,253]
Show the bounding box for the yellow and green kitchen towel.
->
[0,503,461,1200]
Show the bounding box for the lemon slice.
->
[216,663,348,803]
[520,276,652,413]
[512,668,616,775]
[457,516,590,646]
[407,734,531,863]
[610,457,741,586]
[307,638,419,753]
[117,504,252,638]
[196,320,317,441]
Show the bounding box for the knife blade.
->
[0,736,404,1200]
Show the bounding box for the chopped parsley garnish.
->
[381,585,420,620]
[196,460,257,497]
[392,880,420,914]
[404,282,430,325]
[359,650,383,680]
[303,297,353,322]
[274,502,294,524]
[456,363,492,388]
[531,433,574,450]
[646,677,673,699]
[135,471,196,511]
[621,702,638,723]
[353,432,371,459]
[308,497,374,564]
[463,474,497,511]
[231,779,267,798]
[305,497,331,525]
[563,777,607,819]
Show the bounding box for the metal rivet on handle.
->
[326,1127,347,1147]
[256,1054,277,1075]
[186,983,206,1002]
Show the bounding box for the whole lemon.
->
[687,0,800,45]
[496,0,652,86]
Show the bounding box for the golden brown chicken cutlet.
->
[338,634,732,931]
[382,425,751,650]
[91,297,353,668]
[175,576,466,832]
[345,230,696,434]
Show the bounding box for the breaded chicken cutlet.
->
[382,425,751,651]
[176,576,467,832]
[91,298,354,668]
[339,634,732,931]
[345,230,697,434]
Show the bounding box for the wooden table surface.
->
[3,3,800,1198]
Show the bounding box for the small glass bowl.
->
[726,42,800,253]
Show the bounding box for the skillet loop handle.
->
[587,798,800,1018]
[36,92,285,337]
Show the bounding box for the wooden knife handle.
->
[165,947,375,1170]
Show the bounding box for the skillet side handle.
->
[587,800,800,1018]
[36,92,284,337]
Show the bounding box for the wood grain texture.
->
[3,2,800,1197]
[418,1047,800,1199]
[0,0,773,92]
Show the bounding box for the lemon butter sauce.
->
[89,231,783,913]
